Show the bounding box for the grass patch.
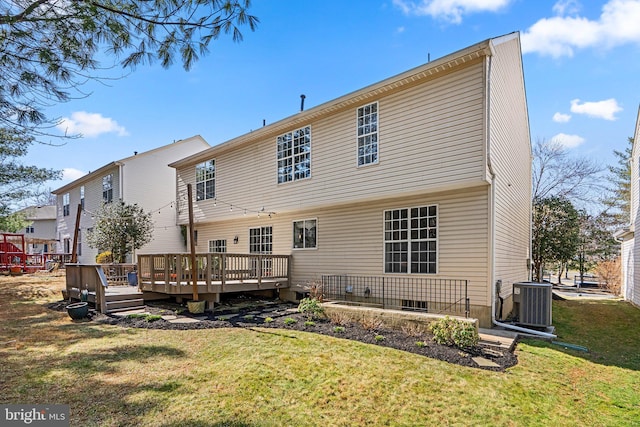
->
[1,274,639,426]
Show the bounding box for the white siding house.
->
[52,136,210,263]
[169,33,531,327]
[618,107,640,307]
[14,205,57,254]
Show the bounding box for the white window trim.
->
[208,239,227,253]
[292,218,318,250]
[195,159,216,201]
[382,204,438,275]
[356,101,379,168]
[249,226,273,254]
[277,125,312,184]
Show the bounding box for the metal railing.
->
[321,275,469,317]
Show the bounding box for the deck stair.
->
[105,292,146,313]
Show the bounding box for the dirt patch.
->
[47,296,518,371]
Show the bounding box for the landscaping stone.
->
[472,357,500,368]
[168,317,201,324]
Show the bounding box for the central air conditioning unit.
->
[513,282,552,328]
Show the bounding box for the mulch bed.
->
[47,296,518,371]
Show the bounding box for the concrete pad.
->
[160,315,178,320]
[168,317,201,324]
[472,357,500,368]
[215,314,239,321]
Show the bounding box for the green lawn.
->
[1,275,638,426]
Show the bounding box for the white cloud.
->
[522,0,640,57]
[57,111,129,138]
[552,0,581,16]
[570,98,622,120]
[392,0,511,23]
[553,112,572,123]
[397,26,406,33]
[62,168,87,181]
[551,133,586,148]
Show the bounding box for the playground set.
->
[0,233,52,274]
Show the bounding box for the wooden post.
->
[187,184,198,301]
[70,203,82,263]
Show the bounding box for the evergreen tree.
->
[602,137,633,228]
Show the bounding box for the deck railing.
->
[101,263,137,285]
[137,253,290,286]
[321,275,469,317]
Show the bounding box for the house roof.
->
[52,135,209,194]
[169,33,518,169]
[17,205,57,220]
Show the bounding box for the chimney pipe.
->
[300,94,306,112]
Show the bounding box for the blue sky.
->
[31,0,640,189]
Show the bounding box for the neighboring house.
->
[168,33,531,327]
[617,106,640,307]
[52,136,210,263]
[15,205,57,254]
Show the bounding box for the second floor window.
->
[63,193,70,216]
[357,102,379,166]
[26,225,34,233]
[103,174,113,203]
[196,160,216,201]
[277,126,311,183]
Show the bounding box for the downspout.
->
[484,47,556,339]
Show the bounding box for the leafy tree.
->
[602,137,633,229]
[0,128,61,217]
[0,211,29,233]
[1,0,258,140]
[86,202,153,263]
[532,197,580,282]
[570,211,620,278]
[532,138,604,204]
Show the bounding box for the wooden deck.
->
[137,253,290,295]
[65,254,291,313]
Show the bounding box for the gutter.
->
[485,49,556,340]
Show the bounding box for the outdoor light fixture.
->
[233,235,239,244]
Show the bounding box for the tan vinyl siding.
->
[488,34,532,304]
[177,61,487,224]
[631,109,640,306]
[189,186,490,307]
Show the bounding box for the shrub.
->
[304,320,316,327]
[96,251,113,264]
[360,315,383,331]
[327,310,351,326]
[401,322,425,337]
[415,341,426,348]
[263,317,274,323]
[308,281,324,302]
[333,326,345,333]
[375,335,385,342]
[298,297,324,319]
[284,317,297,325]
[594,258,621,294]
[429,316,479,350]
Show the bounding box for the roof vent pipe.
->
[300,94,306,111]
